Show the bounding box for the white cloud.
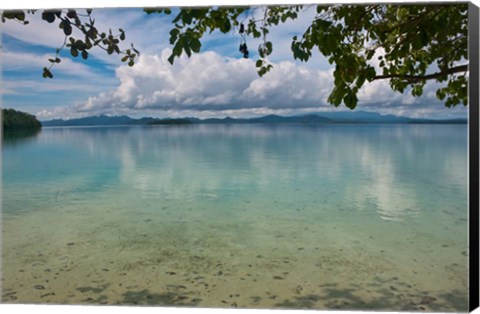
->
[2,51,104,79]
[1,50,118,105]
[1,11,66,48]
[69,49,335,117]
[1,8,163,67]
[2,4,469,122]
[33,47,468,120]
[36,107,79,120]
[3,79,113,94]
[1,6,327,70]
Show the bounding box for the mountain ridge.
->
[41,111,467,126]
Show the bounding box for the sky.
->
[0,0,471,121]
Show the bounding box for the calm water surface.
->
[1,124,468,311]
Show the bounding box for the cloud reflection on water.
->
[29,124,468,223]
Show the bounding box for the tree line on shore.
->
[2,108,42,131]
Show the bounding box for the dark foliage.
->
[148,118,193,125]
[2,108,42,131]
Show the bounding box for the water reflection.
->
[1,128,42,146]
[3,124,468,222]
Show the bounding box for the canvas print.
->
[0,1,477,312]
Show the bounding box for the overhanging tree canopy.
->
[2,3,469,109]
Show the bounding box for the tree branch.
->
[373,64,468,82]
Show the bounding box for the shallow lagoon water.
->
[1,124,468,311]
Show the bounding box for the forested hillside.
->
[2,108,42,131]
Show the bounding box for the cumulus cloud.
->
[3,6,468,121]
[34,48,468,120]
[70,49,335,116]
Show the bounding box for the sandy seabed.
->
[1,193,468,311]
[2,124,469,311]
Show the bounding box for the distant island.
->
[42,111,467,127]
[2,108,42,131]
[148,118,193,125]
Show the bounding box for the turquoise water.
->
[1,124,469,311]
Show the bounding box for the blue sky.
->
[1,1,470,121]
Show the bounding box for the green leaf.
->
[255,59,263,67]
[356,73,366,88]
[170,28,180,37]
[15,11,25,21]
[172,44,182,57]
[63,23,72,36]
[70,47,79,57]
[265,41,273,55]
[121,56,129,62]
[42,12,55,23]
[365,66,377,81]
[42,67,53,78]
[74,40,84,50]
[167,54,175,65]
[81,50,88,60]
[366,50,375,60]
[183,11,192,24]
[185,46,192,57]
[169,29,180,45]
[412,85,423,97]
[219,19,231,33]
[344,90,358,109]
[85,39,93,49]
[258,67,267,77]
[190,38,201,53]
[258,45,265,58]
